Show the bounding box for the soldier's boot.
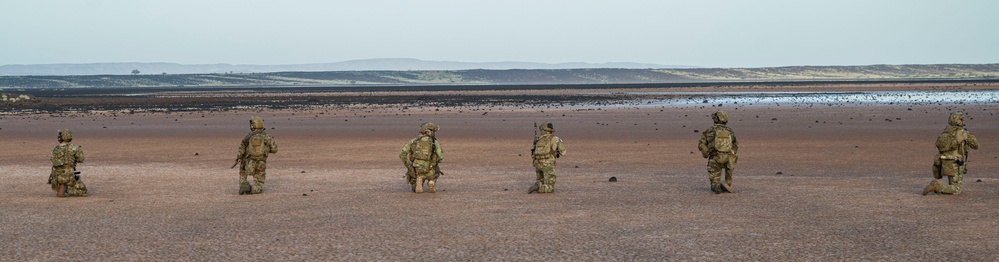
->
[528,182,540,194]
[428,180,436,193]
[720,183,734,193]
[415,177,424,193]
[922,180,940,196]
[239,182,251,195]
[57,185,66,198]
[710,183,722,194]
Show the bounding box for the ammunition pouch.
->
[940,158,958,177]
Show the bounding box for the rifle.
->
[959,128,970,172]
[431,136,443,176]
[231,157,242,169]
[531,122,538,156]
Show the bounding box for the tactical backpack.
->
[936,132,958,152]
[713,127,733,153]
[247,133,270,158]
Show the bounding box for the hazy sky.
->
[2,0,997,68]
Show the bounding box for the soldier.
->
[924,112,979,195]
[234,116,278,195]
[528,122,566,194]
[698,111,738,194]
[49,129,87,197]
[400,122,444,193]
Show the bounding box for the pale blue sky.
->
[2,0,997,68]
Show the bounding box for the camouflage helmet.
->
[712,111,729,124]
[250,116,265,130]
[539,122,554,132]
[948,112,964,127]
[58,129,73,142]
[420,122,440,134]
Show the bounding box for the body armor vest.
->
[51,144,75,167]
[534,135,553,157]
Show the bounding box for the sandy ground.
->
[2,85,999,260]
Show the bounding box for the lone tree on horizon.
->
[131,69,140,75]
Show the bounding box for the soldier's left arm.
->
[237,136,249,159]
[697,129,712,158]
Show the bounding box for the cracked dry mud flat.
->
[2,84,999,260]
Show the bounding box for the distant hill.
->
[0,59,691,76]
[0,64,996,89]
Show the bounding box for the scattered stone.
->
[694,130,699,133]
[194,153,199,156]
[776,172,783,175]
[302,193,308,196]
[609,177,617,182]
[301,171,306,173]
[976,179,982,182]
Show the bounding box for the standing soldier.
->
[698,111,738,194]
[234,116,278,195]
[400,122,444,193]
[528,122,566,194]
[49,129,87,197]
[924,112,979,195]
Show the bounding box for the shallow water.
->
[624,90,999,107]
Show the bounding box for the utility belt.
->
[246,156,266,161]
[52,165,75,170]
[533,154,555,160]
[938,154,961,160]
[711,151,734,157]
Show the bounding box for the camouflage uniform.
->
[530,122,566,194]
[400,123,444,193]
[924,112,979,195]
[236,116,278,195]
[49,129,87,197]
[698,111,738,194]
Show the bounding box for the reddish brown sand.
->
[2,84,999,260]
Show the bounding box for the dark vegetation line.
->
[15,78,999,97]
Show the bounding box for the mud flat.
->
[2,81,999,260]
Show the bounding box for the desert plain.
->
[2,81,999,260]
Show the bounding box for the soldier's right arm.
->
[554,137,566,158]
[268,135,278,154]
[729,127,738,155]
[73,144,84,163]
[965,130,979,150]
